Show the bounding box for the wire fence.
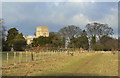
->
[2,50,109,67]
[2,51,68,66]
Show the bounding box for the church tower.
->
[36,26,49,37]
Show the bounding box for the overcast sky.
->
[2,2,118,38]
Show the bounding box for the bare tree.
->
[0,19,6,39]
[0,18,6,51]
[59,25,82,39]
[86,22,114,50]
[86,22,114,40]
[58,25,82,48]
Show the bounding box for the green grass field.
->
[2,51,118,76]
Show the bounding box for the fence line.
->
[2,51,68,66]
[3,50,107,66]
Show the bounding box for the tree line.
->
[0,18,119,51]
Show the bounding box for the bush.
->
[13,39,27,51]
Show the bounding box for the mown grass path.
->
[2,52,118,76]
[62,53,118,76]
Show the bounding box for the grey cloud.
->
[2,2,118,36]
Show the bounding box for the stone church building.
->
[25,26,49,44]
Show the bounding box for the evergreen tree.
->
[6,28,26,51]
[6,28,19,47]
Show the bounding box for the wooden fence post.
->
[7,52,9,64]
[21,52,22,63]
[19,52,20,63]
[26,52,27,62]
[34,52,36,60]
[31,52,34,61]
[39,52,40,59]
[19,52,21,63]
[29,52,31,62]
[14,52,16,64]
